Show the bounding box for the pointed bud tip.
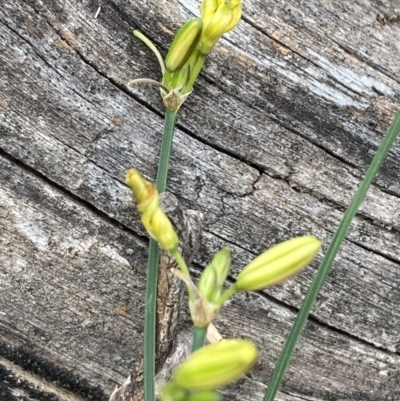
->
[236,235,321,291]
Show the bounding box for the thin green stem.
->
[170,249,195,302]
[216,284,237,307]
[191,326,208,352]
[134,30,166,75]
[143,238,159,401]
[170,248,190,277]
[263,110,400,401]
[128,78,169,93]
[144,109,178,401]
[156,109,178,192]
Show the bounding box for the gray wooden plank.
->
[1,0,400,399]
[0,155,148,399]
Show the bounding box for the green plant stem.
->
[144,238,160,401]
[144,108,178,401]
[192,326,208,352]
[263,110,400,401]
[156,109,178,192]
[216,284,237,307]
[133,30,166,75]
[170,248,190,277]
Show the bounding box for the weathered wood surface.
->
[1,0,400,400]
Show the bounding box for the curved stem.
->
[144,109,178,401]
[128,78,169,94]
[216,284,237,307]
[134,30,166,75]
[191,326,208,352]
[263,110,400,401]
[170,248,190,277]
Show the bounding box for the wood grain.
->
[1,0,399,400]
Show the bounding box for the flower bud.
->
[174,340,257,390]
[186,390,221,401]
[126,169,155,206]
[223,5,242,33]
[199,0,242,55]
[198,264,218,301]
[158,381,186,401]
[198,248,230,302]
[236,236,321,291]
[199,0,219,20]
[150,207,179,252]
[165,18,203,72]
[126,169,179,252]
[212,248,231,286]
[126,169,158,218]
[226,0,241,9]
[199,7,231,55]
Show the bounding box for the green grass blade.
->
[144,109,178,401]
[263,110,400,401]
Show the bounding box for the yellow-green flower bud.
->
[186,390,220,401]
[212,248,231,286]
[150,207,179,252]
[158,381,186,401]
[198,248,230,302]
[199,0,242,55]
[226,0,241,10]
[126,169,179,252]
[236,236,321,291]
[199,0,219,20]
[126,169,155,206]
[198,264,218,301]
[199,7,231,55]
[165,18,203,72]
[223,4,242,33]
[174,340,257,390]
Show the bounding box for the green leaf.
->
[263,110,400,401]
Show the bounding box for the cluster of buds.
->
[127,169,322,328]
[129,0,243,110]
[187,248,231,327]
[190,235,321,328]
[198,0,242,55]
[159,340,257,401]
[127,170,322,399]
